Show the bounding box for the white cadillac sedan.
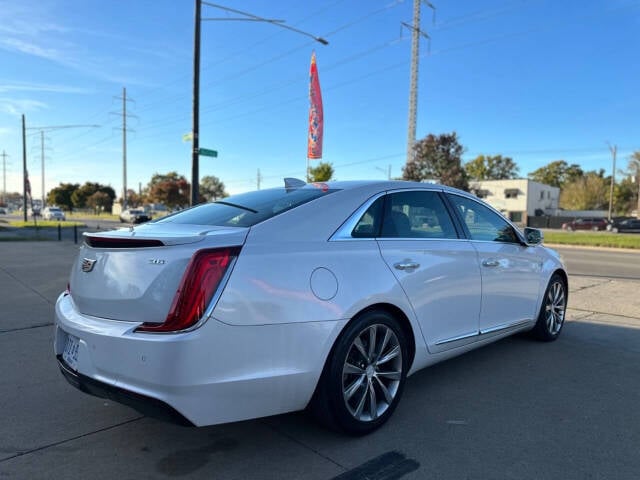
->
[55,180,567,434]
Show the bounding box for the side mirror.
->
[524,227,543,246]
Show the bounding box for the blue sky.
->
[0,0,638,200]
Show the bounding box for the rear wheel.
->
[310,310,408,435]
[531,274,567,341]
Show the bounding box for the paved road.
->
[1,242,639,479]
[553,246,640,279]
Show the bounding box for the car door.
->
[446,193,543,334]
[373,190,483,353]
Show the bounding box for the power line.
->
[134,0,402,116]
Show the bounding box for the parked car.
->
[607,217,640,233]
[0,207,6,215]
[27,207,41,217]
[561,217,608,231]
[42,206,66,221]
[119,208,151,224]
[55,180,568,434]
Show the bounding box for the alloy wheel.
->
[342,324,403,422]
[545,281,566,335]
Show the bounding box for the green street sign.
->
[199,148,218,158]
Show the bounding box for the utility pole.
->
[607,143,617,221]
[404,0,435,164]
[40,131,46,207]
[191,1,328,206]
[375,164,392,180]
[22,115,27,221]
[26,124,100,207]
[257,168,262,190]
[122,87,129,209]
[192,0,202,206]
[1,150,8,205]
[113,88,134,209]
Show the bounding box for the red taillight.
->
[135,247,240,333]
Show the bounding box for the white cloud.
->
[0,82,93,95]
[0,98,48,116]
[0,37,66,63]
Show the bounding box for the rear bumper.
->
[54,293,346,427]
[57,355,192,425]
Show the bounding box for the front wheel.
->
[310,310,409,435]
[531,274,567,341]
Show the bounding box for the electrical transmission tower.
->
[26,124,100,207]
[404,0,435,165]
[113,88,136,209]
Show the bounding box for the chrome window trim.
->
[330,187,465,242]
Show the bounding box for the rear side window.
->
[351,191,458,239]
[154,186,340,227]
[381,191,458,239]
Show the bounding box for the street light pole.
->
[190,1,328,206]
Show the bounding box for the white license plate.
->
[62,333,80,371]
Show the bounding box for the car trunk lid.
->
[69,224,248,323]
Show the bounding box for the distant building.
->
[470,179,560,225]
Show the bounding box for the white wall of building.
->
[470,179,560,224]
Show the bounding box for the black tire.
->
[531,273,567,342]
[309,309,409,435]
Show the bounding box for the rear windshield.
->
[153,186,340,227]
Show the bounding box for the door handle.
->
[482,259,500,268]
[394,262,420,271]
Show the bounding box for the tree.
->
[147,172,190,208]
[627,151,640,214]
[402,132,468,191]
[126,189,145,207]
[200,175,228,202]
[613,176,637,215]
[465,154,519,181]
[308,162,334,182]
[47,183,79,211]
[86,191,112,214]
[528,160,583,188]
[559,171,609,210]
[71,182,115,210]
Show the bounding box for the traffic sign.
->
[198,148,218,158]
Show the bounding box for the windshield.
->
[153,186,340,227]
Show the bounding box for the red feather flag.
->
[307,52,323,159]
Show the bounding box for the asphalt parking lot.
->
[1,241,639,480]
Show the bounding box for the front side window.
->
[447,194,520,244]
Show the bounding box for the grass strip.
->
[543,230,640,249]
[8,220,86,228]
